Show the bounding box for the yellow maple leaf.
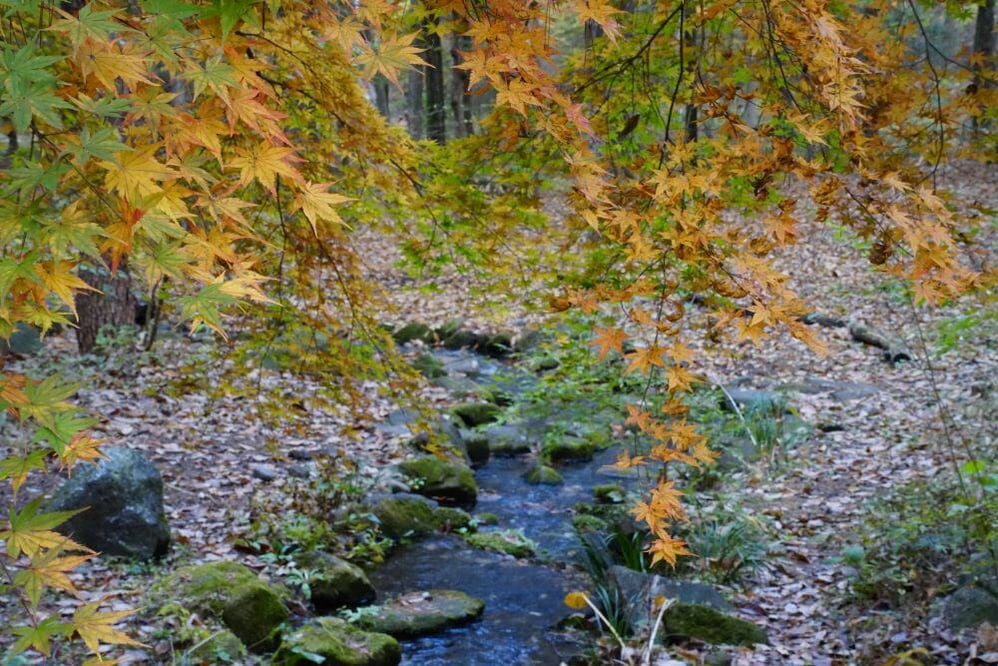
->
[228,142,301,193]
[35,261,95,316]
[102,146,171,202]
[564,591,589,610]
[73,602,145,653]
[355,32,426,86]
[294,182,353,235]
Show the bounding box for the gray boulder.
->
[47,447,170,559]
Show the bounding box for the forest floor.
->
[0,163,995,665]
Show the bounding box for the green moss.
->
[464,530,536,558]
[541,436,595,463]
[394,322,432,344]
[451,402,501,428]
[593,484,625,504]
[273,617,401,666]
[372,497,471,540]
[185,630,247,664]
[221,585,288,651]
[397,456,478,507]
[662,603,768,646]
[475,512,500,526]
[522,463,563,485]
[354,590,484,638]
[412,353,446,378]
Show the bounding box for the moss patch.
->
[464,530,536,558]
[273,617,401,666]
[662,603,768,646]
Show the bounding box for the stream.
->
[369,348,638,665]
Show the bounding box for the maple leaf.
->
[646,532,691,568]
[494,78,541,116]
[625,344,667,374]
[355,32,426,86]
[35,261,94,316]
[294,182,353,235]
[574,0,623,43]
[102,146,172,202]
[228,142,301,193]
[589,325,628,358]
[1,498,91,559]
[72,602,145,653]
[60,434,106,470]
[15,549,95,607]
[75,38,154,91]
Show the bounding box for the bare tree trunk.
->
[75,267,137,354]
[973,0,995,133]
[374,76,391,118]
[406,66,424,139]
[425,22,447,144]
[450,35,474,137]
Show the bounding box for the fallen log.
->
[847,321,913,364]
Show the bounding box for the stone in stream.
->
[541,436,596,463]
[273,617,401,666]
[522,463,563,485]
[464,530,536,558]
[393,322,433,345]
[442,329,483,351]
[47,447,170,559]
[298,551,376,612]
[354,590,485,638]
[153,561,289,652]
[459,428,491,466]
[482,423,533,457]
[369,494,473,540]
[593,484,626,504]
[412,352,446,378]
[397,455,478,508]
[451,402,502,428]
[480,331,514,358]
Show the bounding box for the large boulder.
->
[397,456,477,508]
[369,494,472,540]
[47,447,170,559]
[273,617,400,666]
[355,590,484,638]
[155,561,289,652]
[941,578,998,629]
[299,551,376,613]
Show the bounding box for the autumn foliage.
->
[0,0,993,659]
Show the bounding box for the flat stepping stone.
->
[355,590,484,638]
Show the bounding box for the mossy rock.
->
[662,603,768,647]
[273,617,400,666]
[299,551,375,613]
[371,496,471,540]
[480,332,514,358]
[393,322,432,345]
[412,353,446,379]
[475,512,499,526]
[459,429,490,466]
[522,463,563,485]
[398,455,478,507]
[185,629,247,664]
[573,502,636,536]
[442,329,482,350]
[451,402,501,428]
[593,484,626,504]
[354,590,484,639]
[434,319,464,342]
[531,357,560,372]
[155,561,289,652]
[571,514,608,533]
[465,530,536,558]
[541,436,596,463]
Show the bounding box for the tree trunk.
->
[75,267,137,354]
[425,23,447,144]
[450,35,474,137]
[374,76,391,118]
[406,66,424,139]
[973,0,995,132]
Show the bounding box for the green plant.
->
[681,517,770,584]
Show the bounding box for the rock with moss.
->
[155,561,289,652]
[185,629,247,664]
[661,603,768,647]
[573,502,636,537]
[593,484,626,504]
[482,423,532,456]
[370,495,472,540]
[480,331,514,358]
[273,617,401,666]
[459,429,490,466]
[465,530,536,558]
[298,551,375,613]
[442,329,482,350]
[451,402,501,428]
[354,590,484,638]
[412,353,446,379]
[475,512,499,526]
[397,455,477,507]
[522,463,563,485]
[541,436,595,463]
[393,322,433,345]
[434,318,464,342]
[941,578,998,629]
